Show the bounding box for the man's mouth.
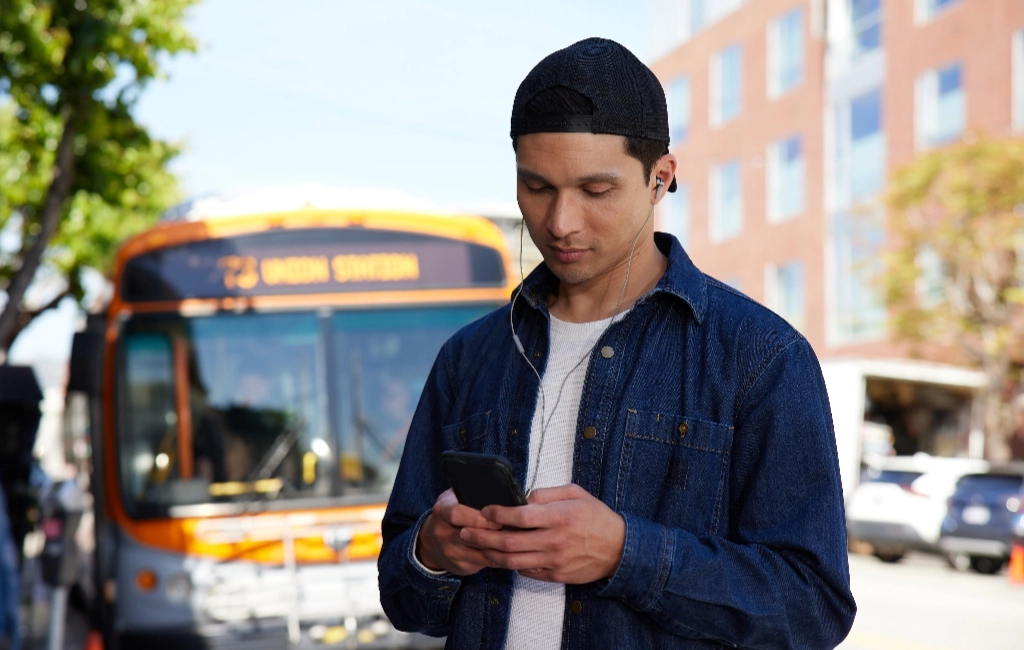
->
[549,245,587,263]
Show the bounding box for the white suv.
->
[846,454,989,562]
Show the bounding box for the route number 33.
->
[218,255,260,290]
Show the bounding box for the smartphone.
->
[439,451,528,510]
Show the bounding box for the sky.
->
[10,0,652,369]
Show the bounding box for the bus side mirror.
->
[67,329,104,395]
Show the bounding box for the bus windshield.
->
[117,306,489,517]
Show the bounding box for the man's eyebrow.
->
[516,168,623,185]
[516,167,549,184]
[577,172,623,184]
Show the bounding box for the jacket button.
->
[490,597,500,607]
[678,422,689,436]
[583,426,597,440]
[533,350,543,358]
[511,427,518,436]
[600,346,614,359]
[570,600,583,614]
[459,427,467,440]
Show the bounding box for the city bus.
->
[67,193,516,649]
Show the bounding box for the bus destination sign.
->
[121,228,506,302]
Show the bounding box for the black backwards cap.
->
[511,37,677,192]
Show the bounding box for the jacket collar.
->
[513,232,707,325]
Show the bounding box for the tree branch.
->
[0,111,77,355]
[0,287,74,353]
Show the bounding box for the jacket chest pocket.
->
[441,411,490,452]
[616,409,732,536]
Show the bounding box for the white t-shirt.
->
[503,314,613,650]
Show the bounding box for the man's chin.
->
[544,261,594,287]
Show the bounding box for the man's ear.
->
[652,153,678,204]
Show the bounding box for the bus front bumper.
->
[116,619,442,650]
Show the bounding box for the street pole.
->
[46,585,68,650]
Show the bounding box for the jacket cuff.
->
[405,510,463,594]
[597,512,674,611]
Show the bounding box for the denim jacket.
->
[379,234,856,649]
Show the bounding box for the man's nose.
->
[546,191,584,239]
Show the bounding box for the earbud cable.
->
[510,189,659,495]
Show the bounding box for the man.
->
[379,38,856,649]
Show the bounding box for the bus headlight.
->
[164,572,193,603]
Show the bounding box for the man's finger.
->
[446,504,501,529]
[480,549,548,572]
[460,526,548,553]
[480,503,547,529]
[526,484,587,505]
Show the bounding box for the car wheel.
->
[968,555,1005,575]
[945,552,971,572]
[873,548,905,563]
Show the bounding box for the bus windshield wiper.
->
[248,419,303,483]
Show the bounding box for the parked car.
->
[846,454,989,563]
[939,463,1024,574]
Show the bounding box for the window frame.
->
[849,0,884,58]
[711,44,744,127]
[668,75,692,144]
[764,259,806,331]
[915,61,965,150]
[915,0,962,25]
[709,159,744,243]
[767,134,806,223]
[768,7,805,99]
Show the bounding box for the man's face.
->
[515,132,659,288]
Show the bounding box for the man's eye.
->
[583,187,612,197]
[525,185,550,194]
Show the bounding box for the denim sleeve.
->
[378,340,464,636]
[599,339,857,649]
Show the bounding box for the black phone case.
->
[440,451,528,509]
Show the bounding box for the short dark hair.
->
[511,86,667,185]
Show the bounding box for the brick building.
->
[649,0,1024,464]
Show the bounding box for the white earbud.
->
[655,177,665,201]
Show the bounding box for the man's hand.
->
[460,484,626,584]
[416,489,500,575]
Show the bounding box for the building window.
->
[916,62,964,149]
[710,160,743,242]
[711,45,743,127]
[769,8,804,98]
[831,210,886,342]
[916,0,961,23]
[691,0,748,36]
[850,0,883,57]
[767,261,805,331]
[668,76,691,144]
[660,182,691,248]
[1014,31,1024,132]
[653,0,750,52]
[768,134,805,222]
[839,87,885,205]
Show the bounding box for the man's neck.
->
[547,238,668,324]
